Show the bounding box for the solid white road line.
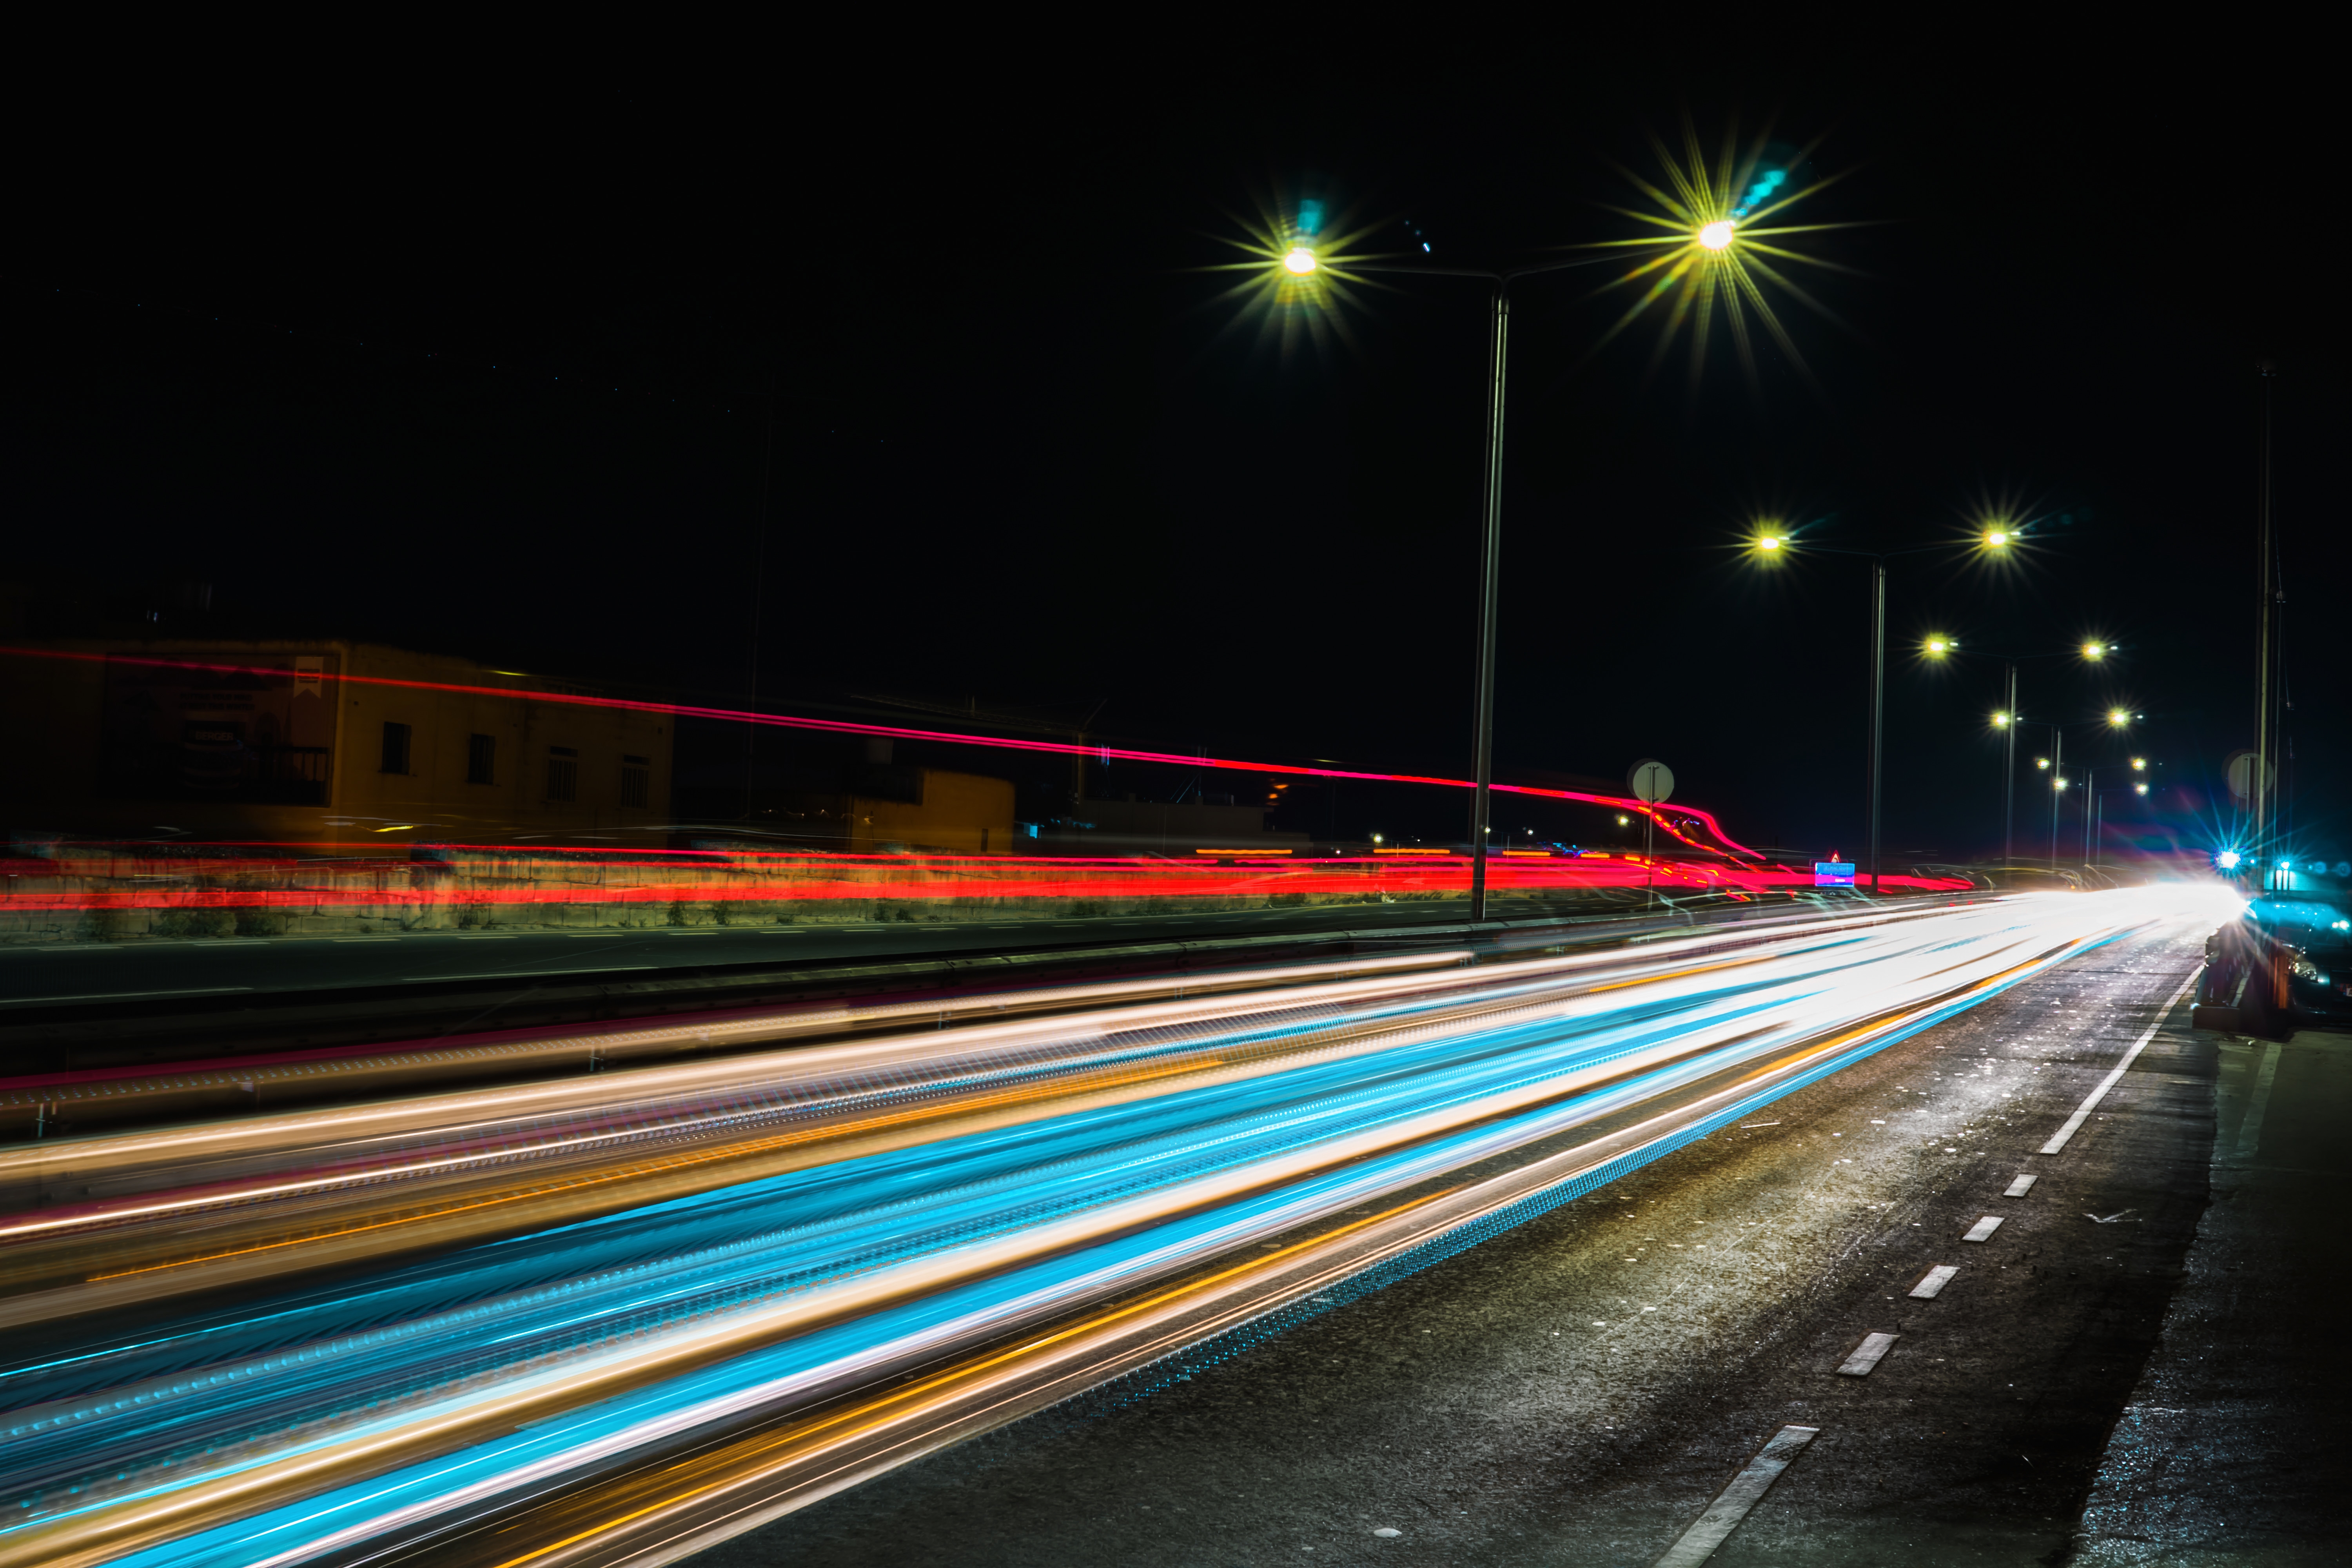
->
[2235,1041,2283,1160]
[1962,1216,2004,1242]
[1837,1332,1898,1376]
[1649,1424,1820,1568]
[2004,1174,2038,1198]
[2039,968,2200,1155]
[1909,1264,1959,1299]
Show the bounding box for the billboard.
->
[97,652,340,804]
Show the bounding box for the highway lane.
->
[696,915,2222,1566]
[0,887,2229,1568]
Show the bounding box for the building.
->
[0,640,672,847]
[1036,795,1311,856]
[742,762,1017,855]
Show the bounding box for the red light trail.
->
[0,646,1760,858]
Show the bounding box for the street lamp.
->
[1301,249,1615,920]
[1766,533,2011,893]
[1933,636,2115,865]
[1230,150,1853,917]
[2091,759,2160,866]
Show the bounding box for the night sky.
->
[8,42,2344,860]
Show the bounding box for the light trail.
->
[0,645,1758,858]
[0,886,2232,1567]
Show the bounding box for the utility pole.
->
[2048,730,2065,871]
[1466,288,1509,920]
[1866,562,1886,893]
[2002,662,2018,864]
[2254,362,2276,887]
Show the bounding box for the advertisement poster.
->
[98,652,340,803]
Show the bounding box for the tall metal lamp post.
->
[1283,247,1610,920]
[1926,633,2114,864]
[1751,529,2013,894]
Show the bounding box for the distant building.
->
[0,640,671,847]
[1036,795,1311,856]
[745,764,1017,855]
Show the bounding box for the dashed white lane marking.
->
[1962,1216,2004,1242]
[1650,1424,1820,1568]
[1737,1121,1781,1129]
[2004,1174,2038,1198]
[2236,1041,2283,1159]
[1837,1332,1899,1376]
[1909,1264,1960,1299]
[2039,969,2200,1154]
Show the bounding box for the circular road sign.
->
[2224,750,2275,802]
[1626,759,1675,804]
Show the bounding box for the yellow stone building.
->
[0,640,672,848]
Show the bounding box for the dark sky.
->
[7,38,2344,859]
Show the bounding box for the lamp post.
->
[1295,250,1608,921]
[2014,708,2134,871]
[2089,760,2151,867]
[1268,176,1848,916]
[1757,529,2012,894]
[2077,719,2140,864]
[1926,633,2111,866]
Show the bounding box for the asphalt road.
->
[2072,1024,2350,1565]
[691,918,2242,1566]
[0,890,2170,1568]
[0,901,1566,1009]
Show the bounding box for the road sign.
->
[1626,759,1674,804]
[1814,862,1856,887]
[2224,750,2275,802]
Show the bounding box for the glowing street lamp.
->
[1758,531,2014,891]
[1983,527,2013,548]
[1219,231,1614,919]
[1221,129,1861,916]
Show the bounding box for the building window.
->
[546,746,578,802]
[380,721,412,775]
[620,754,650,809]
[466,733,496,785]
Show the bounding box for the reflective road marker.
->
[1650,1425,1820,1568]
[1837,1332,1899,1376]
[2004,1174,2038,1198]
[1962,1216,2005,1242]
[1909,1264,1959,1299]
[2041,969,2199,1154]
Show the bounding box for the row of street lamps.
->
[1269,198,2135,909]
[1753,529,2155,885]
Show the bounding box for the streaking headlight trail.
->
[0,887,2225,1568]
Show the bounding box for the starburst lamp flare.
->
[1581,118,1866,394]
